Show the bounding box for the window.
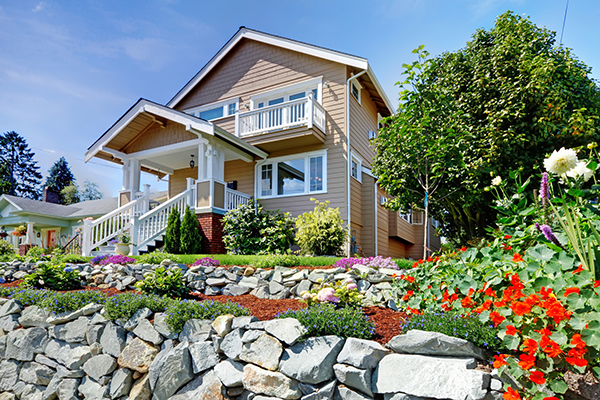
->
[185,98,239,121]
[368,130,377,140]
[250,77,323,110]
[399,211,412,224]
[350,79,362,104]
[380,196,388,205]
[350,154,362,183]
[258,151,327,198]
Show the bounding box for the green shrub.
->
[295,199,345,256]
[164,207,181,254]
[41,290,107,314]
[222,199,295,255]
[135,266,189,298]
[0,287,53,307]
[26,246,45,258]
[394,258,416,270]
[180,205,202,254]
[253,253,300,269]
[103,292,172,321]
[164,299,250,333]
[0,240,15,257]
[22,263,81,290]
[135,252,180,265]
[277,303,375,340]
[400,311,507,357]
[57,254,89,264]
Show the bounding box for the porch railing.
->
[236,94,326,137]
[226,187,251,210]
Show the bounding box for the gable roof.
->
[167,27,394,115]
[0,194,118,220]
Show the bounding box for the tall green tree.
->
[373,11,600,245]
[164,207,181,254]
[79,180,103,201]
[60,180,104,205]
[180,205,202,254]
[45,157,75,203]
[0,131,42,199]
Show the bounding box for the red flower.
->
[545,302,571,324]
[566,355,588,367]
[461,296,474,308]
[535,328,552,336]
[412,262,419,268]
[539,286,553,298]
[503,387,521,400]
[504,234,512,239]
[564,287,580,296]
[540,336,562,358]
[405,276,415,283]
[543,397,560,400]
[529,370,545,385]
[402,290,414,301]
[489,311,505,326]
[518,354,536,370]
[594,280,600,288]
[571,334,587,349]
[391,273,397,278]
[522,339,538,355]
[512,253,524,263]
[510,301,531,316]
[426,256,433,262]
[484,287,497,298]
[460,246,467,252]
[493,354,508,368]
[572,264,584,274]
[473,300,493,314]
[505,325,518,336]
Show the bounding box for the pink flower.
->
[317,288,339,303]
[347,283,357,290]
[302,292,312,300]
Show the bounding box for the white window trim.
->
[350,153,362,183]
[380,196,388,205]
[350,78,362,105]
[250,77,323,109]
[256,149,328,199]
[184,97,240,121]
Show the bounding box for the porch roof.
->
[85,98,268,175]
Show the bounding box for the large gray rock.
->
[110,368,133,399]
[57,344,92,370]
[212,315,234,337]
[124,307,152,332]
[0,299,23,318]
[99,322,126,357]
[170,370,224,400]
[57,378,81,400]
[0,359,21,392]
[264,318,306,346]
[302,380,337,400]
[18,306,50,328]
[64,316,90,343]
[383,394,430,400]
[82,354,118,382]
[78,376,109,400]
[178,319,212,343]
[279,336,345,384]
[117,337,158,373]
[0,314,20,331]
[333,364,373,397]
[221,328,244,360]
[242,364,302,400]
[240,333,283,371]
[213,359,245,387]
[189,341,220,374]
[16,383,45,400]
[129,373,151,400]
[152,341,195,400]
[222,284,252,296]
[232,316,258,330]
[153,313,178,340]
[85,324,105,345]
[46,309,83,325]
[133,319,163,345]
[5,327,48,361]
[387,330,487,361]
[337,338,390,369]
[372,354,490,400]
[147,346,171,391]
[18,361,54,385]
[335,385,373,400]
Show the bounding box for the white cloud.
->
[32,2,47,13]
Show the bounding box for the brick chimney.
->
[43,187,60,204]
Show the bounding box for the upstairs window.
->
[185,98,239,121]
[350,154,362,183]
[250,77,323,110]
[350,79,362,104]
[258,151,327,198]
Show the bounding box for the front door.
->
[47,230,56,248]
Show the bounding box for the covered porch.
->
[83,99,268,255]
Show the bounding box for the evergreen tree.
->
[0,131,42,199]
[80,180,103,201]
[180,205,202,254]
[45,157,75,204]
[164,207,181,254]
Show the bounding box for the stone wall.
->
[0,297,507,400]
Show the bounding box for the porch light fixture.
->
[189,155,195,169]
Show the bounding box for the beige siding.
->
[350,178,362,227]
[360,174,376,257]
[348,71,378,168]
[125,120,196,154]
[224,159,254,197]
[376,186,389,257]
[388,238,409,259]
[169,168,196,199]
[175,39,349,221]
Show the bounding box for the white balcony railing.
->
[236,94,326,137]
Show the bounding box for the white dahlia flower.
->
[566,161,593,181]
[491,176,502,186]
[543,148,578,175]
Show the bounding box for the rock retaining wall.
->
[0,297,507,400]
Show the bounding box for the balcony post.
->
[235,110,240,137]
[307,93,314,130]
[81,219,92,256]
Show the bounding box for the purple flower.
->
[539,224,563,248]
[540,172,549,206]
[63,266,74,273]
[0,277,5,284]
[192,257,220,267]
[99,255,136,265]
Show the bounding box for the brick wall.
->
[196,213,226,254]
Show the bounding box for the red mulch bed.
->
[1,269,407,345]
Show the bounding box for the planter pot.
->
[115,243,131,256]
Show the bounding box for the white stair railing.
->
[133,188,194,253]
[225,187,251,210]
[81,192,150,256]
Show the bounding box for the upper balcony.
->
[234,94,327,152]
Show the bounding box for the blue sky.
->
[1,0,599,198]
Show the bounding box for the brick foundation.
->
[196,213,226,254]
[19,244,36,256]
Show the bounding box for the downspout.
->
[346,69,367,257]
[374,179,378,256]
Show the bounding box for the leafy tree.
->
[295,198,346,256]
[60,180,103,205]
[79,180,103,201]
[164,207,181,254]
[45,157,75,204]
[180,205,202,254]
[60,184,80,205]
[0,131,42,199]
[373,11,600,245]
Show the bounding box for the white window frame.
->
[256,150,328,199]
[249,77,323,109]
[350,78,362,104]
[350,153,362,183]
[185,97,240,121]
[380,196,388,205]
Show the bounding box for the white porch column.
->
[122,160,131,190]
[129,159,141,193]
[25,222,35,245]
[197,143,206,180]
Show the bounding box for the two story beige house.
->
[83,27,440,258]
